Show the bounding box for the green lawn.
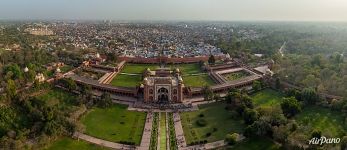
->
[45,137,109,150]
[110,74,142,87]
[222,71,250,81]
[180,102,245,144]
[81,104,146,145]
[182,74,215,87]
[160,112,167,150]
[36,88,76,107]
[231,137,282,150]
[251,89,284,108]
[121,63,159,74]
[294,105,346,137]
[60,65,73,73]
[169,63,202,75]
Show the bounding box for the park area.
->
[250,89,284,108]
[45,137,109,150]
[294,105,346,137]
[80,104,146,145]
[180,102,245,144]
[35,88,77,108]
[222,70,250,81]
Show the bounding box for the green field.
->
[231,137,282,150]
[121,63,159,74]
[222,71,250,81]
[180,102,245,144]
[182,74,215,87]
[36,88,76,108]
[169,63,202,75]
[294,105,346,137]
[159,112,167,150]
[81,104,147,145]
[45,137,109,150]
[110,74,142,87]
[251,89,284,108]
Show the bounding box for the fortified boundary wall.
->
[118,55,226,64]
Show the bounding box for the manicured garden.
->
[150,113,159,150]
[121,63,159,74]
[180,102,245,144]
[294,105,346,137]
[81,104,146,145]
[110,74,142,87]
[251,89,284,108]
[182,74,215,87]
[168,113,178,150]
[46,137,109,150]
[222,70,250,81]
[169,63,202,75]
[159,112,167,150]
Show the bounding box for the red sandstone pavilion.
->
[64,55,271,104]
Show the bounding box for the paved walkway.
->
[173,112,187,149]
[138,112,154,150]
[181,140,226,150]
[73,132,136,150]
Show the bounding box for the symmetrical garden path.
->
[73,132,136,150]
[173,112,187,149]
[138,112,154,150]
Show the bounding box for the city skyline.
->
[0,0,347,22]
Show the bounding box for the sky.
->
[0,0,347,21]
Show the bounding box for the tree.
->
[243,108,259,125]
[98,92,112,108]
[275,77,281,89]
[341,136,347,150]
[280,97,301,117]
[202,86,214,101]
[208,55,215,65]
[3,64,22,80]
[5,79,17,100]
[301,88,319,105]
[244,118,272,137]
[252,80,262,91]
[311,129,321,139]
[225,133,239,145]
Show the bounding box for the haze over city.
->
[1,0,347,21]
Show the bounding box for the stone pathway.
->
[73,132,136,150]
[173,112,187,149]
[138,112,154,150]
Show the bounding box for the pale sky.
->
[0,0,347,21]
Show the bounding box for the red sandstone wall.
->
[118,56,225,64]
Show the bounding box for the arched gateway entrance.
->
[157,87,169,103]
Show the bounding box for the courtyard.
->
[110,74,142,87]
[80,104,147,145]
[222,70,250,81]
[182,74,215,87]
